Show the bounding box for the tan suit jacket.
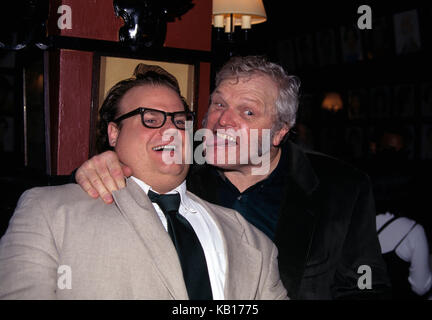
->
[0,178,287,299]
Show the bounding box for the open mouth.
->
[216,132,237,143]
[209,131,238,147]
[152,144,177,151]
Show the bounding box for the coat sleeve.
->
[0,188,59,299]
[333,175,391,299]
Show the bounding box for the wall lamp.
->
[212,0,267,42]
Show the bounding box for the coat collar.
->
[274,142,322,298]
[282,141,320,196]
[112,178,189,299]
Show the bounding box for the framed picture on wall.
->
[370,86,391,118]
[421,124,432,160]
[340,24,363,63]
[277,39,296,73]
[316,28,337,66]
[347,89,369,120]
[0,73,15,116]
[365,125,378,157]
[345,126,365,159]
[393,10,422,55]
[90,52,200,157]
[402,124,416,159]
[363,16,394,60]
[295,33,316,69]
[420,82,432,117]
[297,93,316,124]
[393,84,415,118]
[0,51,15,69]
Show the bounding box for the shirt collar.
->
[130,176,193,212]
[213,146,287,193]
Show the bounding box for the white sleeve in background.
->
[396,224,432,296]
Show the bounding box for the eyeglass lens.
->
[142,109,192,129]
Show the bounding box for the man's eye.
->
[244,110,254,116]
[212,102,224,108]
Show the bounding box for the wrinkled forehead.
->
[213,74,279,104]
[216,72,278,90]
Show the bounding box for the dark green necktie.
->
[148,190,213,300]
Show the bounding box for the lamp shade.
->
[212,0,267,27]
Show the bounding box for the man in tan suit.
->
[0,67,287,300]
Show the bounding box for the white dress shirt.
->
[377,212,432,296]
[131,176,226,300]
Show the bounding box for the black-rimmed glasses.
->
[113,107,195,130]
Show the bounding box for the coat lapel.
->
[112,178,188,299]
[188,192,263,300]
[274,142,321,299]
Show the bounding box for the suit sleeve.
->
[261,243,289,300]
[0,188,59,299]
[333,175,391,299]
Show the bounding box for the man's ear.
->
[272,125,289,147]
[107,122,119,147]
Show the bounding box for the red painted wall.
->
[48,0,212,175]
[166,0,212,51]
[48,0,123,41]
[56,50,93,174]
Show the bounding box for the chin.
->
[210,162,240,170]
[205,152,243,170]
[157,163,189,177]
[205,145,242,165]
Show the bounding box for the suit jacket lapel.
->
[112,178,188,299]
[274,142,321,299]
[188,192,263,300]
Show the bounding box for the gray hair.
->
[215,55,300,139]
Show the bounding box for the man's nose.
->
[218,109,236,128]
